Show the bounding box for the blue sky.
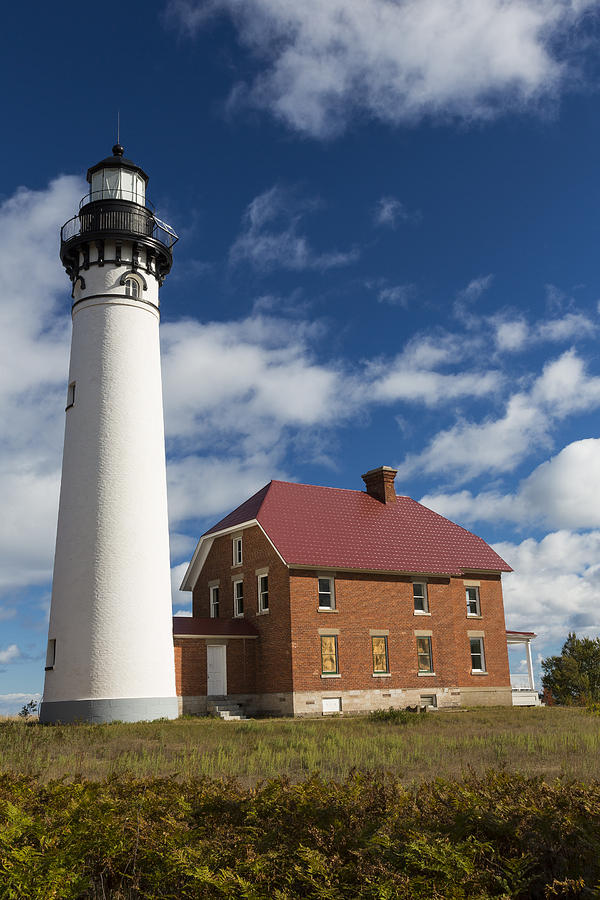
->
[2,0,600,712]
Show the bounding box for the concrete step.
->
[207,698,247,720]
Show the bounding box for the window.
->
[66,381,76,409]
[45,639,56,670]
[124,276,140,299]
[413,582,428,613]
[417,636,433,673]
[470,637,486,672]
[232,537,243,566]
[234,580,244,617]
[318,576,335,609]
[258,574,269,612]
[420,694,437,709]
[466,586,481,617]
[321,635,339,674]
[372,636,389,673]
[210,585,219,618]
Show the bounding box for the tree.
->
[541,632,600,705]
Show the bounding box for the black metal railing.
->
[61,204,178,250]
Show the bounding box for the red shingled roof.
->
[204,480,511,575]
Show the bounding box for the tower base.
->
[39,696,179,725]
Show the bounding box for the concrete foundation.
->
[39,696,179,724]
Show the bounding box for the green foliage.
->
[17,700,38,719]
[1,770,600,898]
[367,707,415,724]
[542,632,600,705]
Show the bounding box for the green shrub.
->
[1,770,599,898]
[367,707,415,724]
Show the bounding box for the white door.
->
[207,644,227,696]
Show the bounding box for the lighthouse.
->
[40,145,179,724]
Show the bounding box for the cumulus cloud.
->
[422,438,600,531]
[399,349,600,481]
[0,692,41,716]
[229,185,358,271]
[0,645,20,665]
[167,0,599,138]
[376,283,418,307]
[0,175,85,599]
[496,530,600,649]
[492,310,596,352]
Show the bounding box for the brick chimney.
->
[361,466,398,504]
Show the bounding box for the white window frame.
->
[257,573,269,613]
[124,275,142,299]
[317,575,335,610]
[412,581,429,614]
[209,585,220,618]
[470,637,486,672]
[466,585,481,617]
[233,579,244,617]
[232,536,243,567]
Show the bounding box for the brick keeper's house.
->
[174,466,524,717]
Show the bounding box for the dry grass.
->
[1,706,598,785]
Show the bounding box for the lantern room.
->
[86,143,148,206]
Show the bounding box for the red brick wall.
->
[289,570,510,692]
[191,525,292,694]
[174,638,206,696]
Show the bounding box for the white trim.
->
[321,673,341,678]
[173,633,258,640]
[372,672,392,678]
[417,672,436,677]
[180,520,261,591]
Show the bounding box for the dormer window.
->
[124,276,140,299]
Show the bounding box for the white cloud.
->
[0,692,41,717]
[492,311,596,352]
[423,438,600,531]
[399,349,600,480]
[376,283,418,307]
[496,530,600,649]
[229,185,358,271]
[167,0,599,137]
[0,645,20,665]
[373,196,419,228]
[171,561,192,611]
[0,175,85,599]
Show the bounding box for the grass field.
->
[1,705,599,784]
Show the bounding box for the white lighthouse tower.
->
[40,145,179,723]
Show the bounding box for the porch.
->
[507,630,540,706]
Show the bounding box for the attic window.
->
[210,585,220,618]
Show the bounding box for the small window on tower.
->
[45,639,56,670]
[66,382,76,409]
[124,276,140,299]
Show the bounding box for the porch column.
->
[525,639,535,691]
